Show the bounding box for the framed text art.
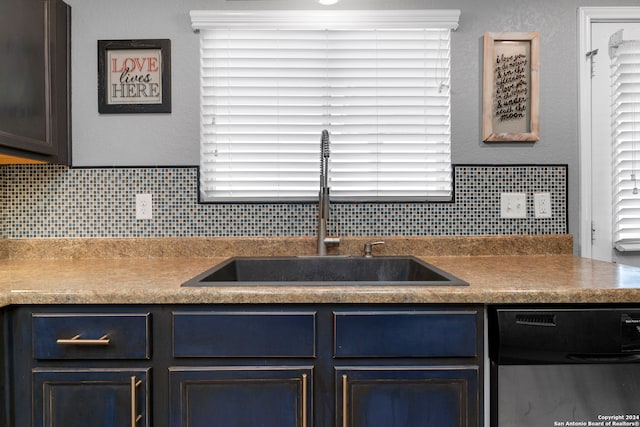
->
[98,39,171,114]
[482,32,539,142]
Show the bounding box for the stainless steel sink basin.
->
[182,256,468,286]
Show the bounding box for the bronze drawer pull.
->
[56,334,110,345]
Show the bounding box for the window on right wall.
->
[191,9,460,203]
[611,37,640,250]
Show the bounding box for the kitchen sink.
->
[182,256,468,286]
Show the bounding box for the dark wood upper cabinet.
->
[0,0,70,165]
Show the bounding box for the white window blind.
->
[191,10,460,202]
[612,38,640,250]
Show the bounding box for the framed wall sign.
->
[482,32,539,142]
[98,39,171,114]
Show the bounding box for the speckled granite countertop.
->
[0,234,638,306]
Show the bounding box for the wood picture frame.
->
[482,32,539,142]
[97,39,171,114]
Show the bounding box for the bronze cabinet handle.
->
[130,376,142,426]
[342,374,348,427]
[302,374,308,427]
[56,334,110,345]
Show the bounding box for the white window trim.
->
[578,7,640,258]
[190,9,460,31]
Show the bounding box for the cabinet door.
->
[33,368,149,427]
[170,367,312,427]
[0,0,70,163]
[336,367,479,427]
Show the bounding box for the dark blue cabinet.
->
[336,367,479,427]
[9,304,483,427]
[169,367,312,427]
[33,368,149,427]
[333,310,480,427]
[170,310,316,427]
[8,308,153,427]
[171,307,482,427]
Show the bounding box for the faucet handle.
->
[363,241,385,258]
[324,237,341,246]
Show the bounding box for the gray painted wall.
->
[65,0,639,250]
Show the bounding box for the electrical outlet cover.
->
[534,193,552,218]
[136,194,153,220]
[500,193,527,219]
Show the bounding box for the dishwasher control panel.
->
[490,307,640,364]
[622,313,640,352]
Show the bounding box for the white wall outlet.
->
[534,192,552,218]
[500,193,527,218]
[136,194,153,220]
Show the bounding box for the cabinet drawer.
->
[32,313,151,360]
[173,312,316,358]
[334,311,477,358]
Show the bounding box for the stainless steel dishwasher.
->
[490,306,640,427]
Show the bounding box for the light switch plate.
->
[500,193,527,218]
[136,194,153,220]
[534,193,552,218]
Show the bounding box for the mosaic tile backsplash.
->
[0,164,567,239]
